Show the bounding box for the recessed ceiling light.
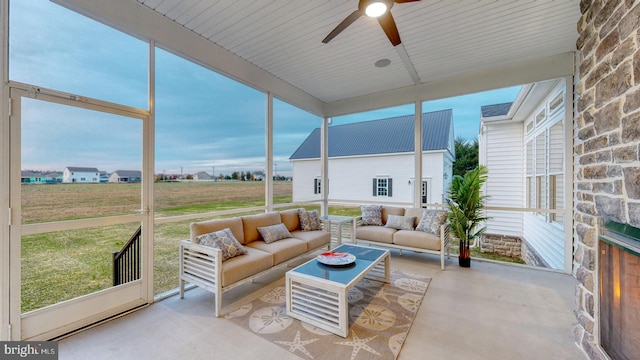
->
[375,58,391,68]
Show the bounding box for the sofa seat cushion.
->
[356,225,397,244]
[241,212,282,243]
[191,217,245,244]
[393,229,441,251]
[291,230,331,251]
[221,247,273,287]
[247,238,308,265]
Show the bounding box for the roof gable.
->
[481,102,513,118]
[290,110,453,160]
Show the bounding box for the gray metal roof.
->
[481,102,513,117]
[290,109,453,160]
[113,170,141,177]
[66,166,99,172]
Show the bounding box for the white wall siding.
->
[523,214,564,269]
[482,121,523,237]
[292,151,446,205]
[291,159,322,202]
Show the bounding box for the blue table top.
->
[289,244,387,285]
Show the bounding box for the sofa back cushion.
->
[404,208,425,228]
[241,212,282,243]
[191,217,245,244]
[382,206,404,224]
[280,208,302,232]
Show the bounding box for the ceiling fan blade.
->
[322,10,363,43]
[395,0,421,3]
[377,12,401,46]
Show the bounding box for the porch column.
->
[413,101,422,208]
[265,92,274,212]
[320,116,329,216]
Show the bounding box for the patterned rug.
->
[224,270,430,360]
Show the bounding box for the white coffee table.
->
[285,244,390,337]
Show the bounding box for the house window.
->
[526,111,564,224]
[548,92,564,115]
[373,177,392,197]
[313,178,321,194]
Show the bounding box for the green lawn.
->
[20,181,523,312]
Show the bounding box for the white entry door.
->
[8,87,151,340]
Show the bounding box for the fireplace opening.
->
[598,221,640,360]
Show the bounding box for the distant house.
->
[99,171,109,183]
[253,171,265,181]
[43,171,63,184]
[193,171,213,181]
[21,171,44,184]
[290,110,455,205]
[479,79,567,269]
[63,167,100,183]
[109,170,142,183]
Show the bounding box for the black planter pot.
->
[459,239,471,267]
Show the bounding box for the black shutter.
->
[314,178,318,194]
[388,178,393,197]
[372,178,377,196]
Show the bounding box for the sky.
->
[11,1,520,178]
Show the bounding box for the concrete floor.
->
[58,250,587,360]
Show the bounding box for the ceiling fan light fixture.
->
[365,2,388,17]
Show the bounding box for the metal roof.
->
[290,109,452,160]
[112,170,142,177]
[481,102,513,118]
[66,167,99,172]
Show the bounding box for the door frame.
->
[8,83,152,340]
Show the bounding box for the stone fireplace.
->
[574,1,640,359]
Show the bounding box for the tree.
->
[231,171,238,180]
[452,137,479,177]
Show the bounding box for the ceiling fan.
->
[322,0,420,46]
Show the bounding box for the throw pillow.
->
[195,228,247,261]
[361,205,383,226]
[257,223,292,243]
[416,210,449,236]
[298,209,321,231]
[384,215,415,230]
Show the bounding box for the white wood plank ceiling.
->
[137,0,580,104]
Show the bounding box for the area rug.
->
[224,270,430,360]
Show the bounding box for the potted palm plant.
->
[446,165,489,267]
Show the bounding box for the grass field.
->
[20,181,300,312]
[20,181,521,312]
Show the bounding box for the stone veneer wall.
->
[480,234,522,258]
[574,0,640,358]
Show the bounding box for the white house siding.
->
[291,159,322,202]
[292,151,447,205]
[62,169,100,183]
[523,214,564,269]
[481,121,524,237]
